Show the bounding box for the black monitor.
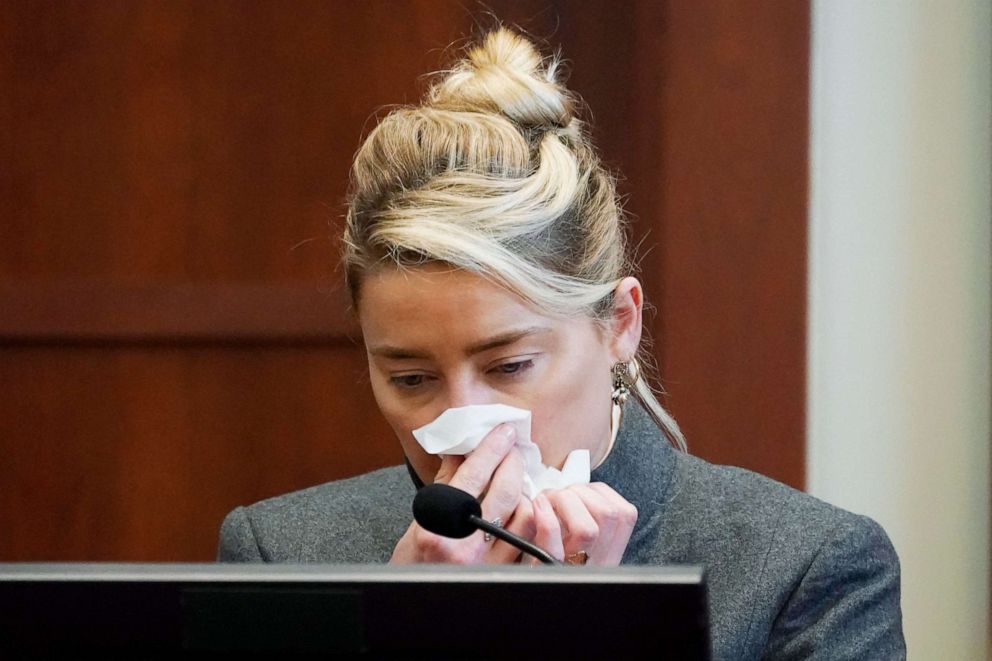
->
[0,563,709,658]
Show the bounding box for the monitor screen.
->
[0,563,709,658]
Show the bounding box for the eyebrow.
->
[368,326,553,360]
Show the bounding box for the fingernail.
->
[496,423,516,442]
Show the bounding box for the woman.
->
[219,28,905,658]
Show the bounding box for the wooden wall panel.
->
[637,2,810,485]
[0,282,355,342]
[511,3,810,486]
[0,347,398,560]
[0,1,809,560]
[0,2,420,282]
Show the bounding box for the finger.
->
[586,483,639,536]
[530,493,564,565]
[479,448,524,563]
[431,454,464,485]
[479,447,524,524]
[392,520,483,565]
[569,484,637,566]
[389,522,423,564]
[585,481,633,507]
[567,485,618,555]
[487,496,536,564]
[545,489,599,557]
[447,423,517,497]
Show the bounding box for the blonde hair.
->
[343,28,686,451]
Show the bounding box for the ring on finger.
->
[483,517,503,543]
[565,550,589,566]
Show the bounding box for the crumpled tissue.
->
[411,403,589,498]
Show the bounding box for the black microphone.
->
[413,483,561,566]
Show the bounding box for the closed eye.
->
[490,359,534,377]
[390,373,431,389]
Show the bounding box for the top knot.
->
[429,28,574,131]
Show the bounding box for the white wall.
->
[808,1,991,657]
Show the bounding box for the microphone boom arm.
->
[469,514,560,566]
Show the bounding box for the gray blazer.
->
[219,402,905,660]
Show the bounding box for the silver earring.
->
[611,359,640,406]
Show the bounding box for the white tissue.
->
[411,404,590,498]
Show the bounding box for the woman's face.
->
[357,264,637,484]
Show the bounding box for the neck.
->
[591,402,622,469]
[590,399,678,520]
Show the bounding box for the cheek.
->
[369,374,443,480]
[528,349,614,463]
[369,375,438,438]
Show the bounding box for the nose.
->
[445,374,495,410]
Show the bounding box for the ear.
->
[608,277,644,362]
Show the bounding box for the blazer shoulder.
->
[762,508,905,658]
[672,452,859,542]
[247,465,413,518]
[670,452,893,582]
[218,465,415,563]
[663,453,903,658]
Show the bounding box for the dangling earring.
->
[611,359,640,406]
[600,359,640,469]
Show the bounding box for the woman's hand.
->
[529,483,638,566]
[390,423,535,564]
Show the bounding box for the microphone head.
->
[413,483,483,539]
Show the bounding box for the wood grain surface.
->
[0,1,809,560]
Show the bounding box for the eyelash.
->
[389,359,535,390]
[391,374,430,389]
[493,359,531,375]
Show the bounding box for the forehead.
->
[359,265,541,328]
[357,265,597,349]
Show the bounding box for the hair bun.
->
[430,28,574,131]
